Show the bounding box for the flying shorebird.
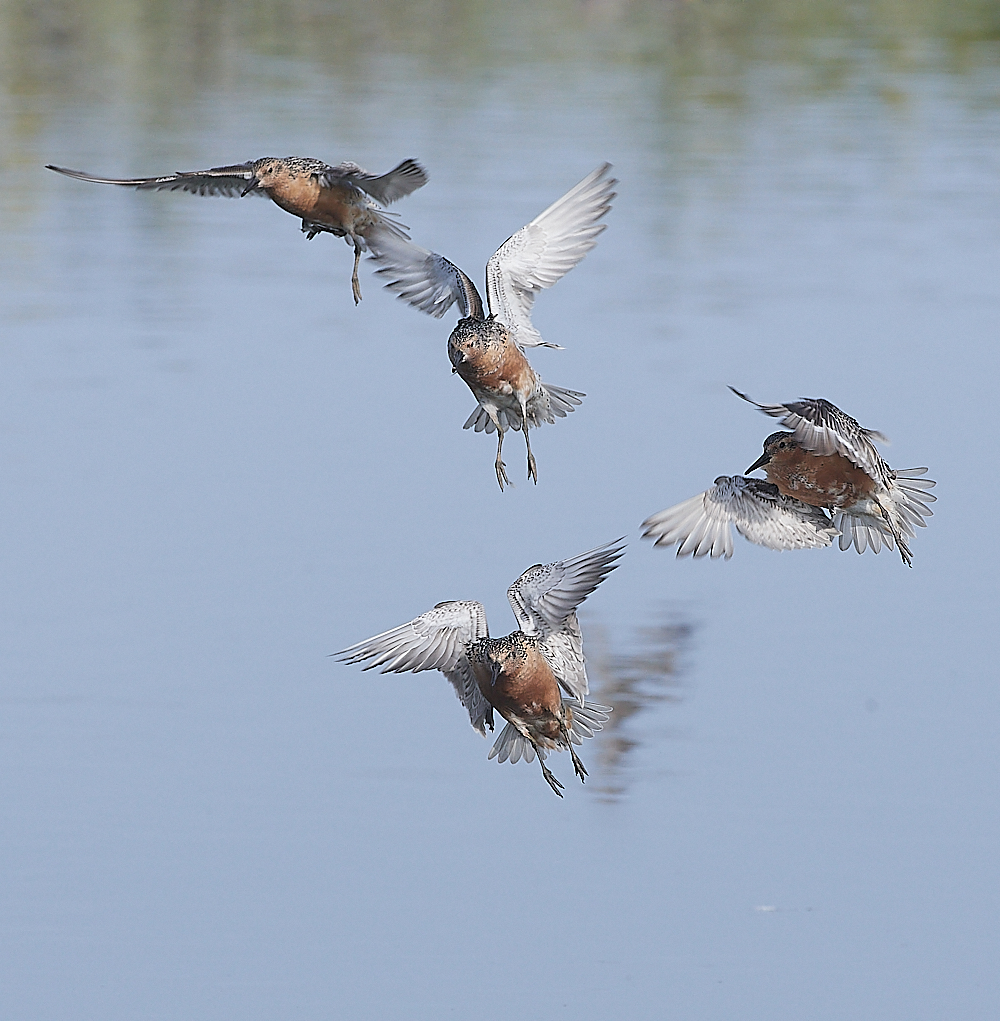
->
[336,539,625,796]
[734,388,936,565]
[644,389,935,564]
[370,164,616,489]
[46,156,428,303]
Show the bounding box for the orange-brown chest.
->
[450,326,536,396]
[265,174,358,229]
[766,449,876,508]
[473,639,562,726]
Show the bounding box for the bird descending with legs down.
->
[336,540,625,796]
[46,156,428,304]
[371,164,616,490]
[734,387,936,566]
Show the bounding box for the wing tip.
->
[728,385,756,405]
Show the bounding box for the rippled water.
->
[2,3,999,1018]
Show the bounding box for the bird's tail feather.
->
[488,699,610,764]
[488,723,544,764]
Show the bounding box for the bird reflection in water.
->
[582,611,692,801]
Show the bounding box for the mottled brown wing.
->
[46,163,263,198]
[332,159,429,205]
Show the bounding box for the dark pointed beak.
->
[240,176,260,197]
[746,451,771,474]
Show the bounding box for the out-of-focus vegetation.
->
[3,0,999,213]
[3,0,1000,105]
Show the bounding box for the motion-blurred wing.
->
[371,233,484,319]
[506,539,625,640]
[335,600,493,735]
[485,163,616,349]
[730,387,892,485]
[330,159,429,205]
[642,476,839,559]
[46,163,262,198]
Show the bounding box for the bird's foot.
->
[496,459,512,491]
[541,763,565,797]
[351,272,363,305]
[302,220,342,241]
[570,747,588,783]
[527,451,538,485]
[898,535,914,568]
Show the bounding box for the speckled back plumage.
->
[468,630,535,676]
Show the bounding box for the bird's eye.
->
[778,441,786,449]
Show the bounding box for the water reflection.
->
[584,609,693,801]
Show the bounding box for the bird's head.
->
[243,158,284,195]
[746,431,798,474]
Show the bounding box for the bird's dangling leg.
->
[351,239,363,305]
[561,721,588,782]
[876,498,913,568]
[495,428,511,491]
[522,413,537,485]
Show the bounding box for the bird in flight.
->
[46,156,428,304]
[734,388,935,566]
[371,164,616,489]
[644,388,936,564]
[336,539,625,796]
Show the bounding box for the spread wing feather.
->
[46,163,263,198]
[642,476,840,559]
[540,612,588,703]
[485,163,616,349]
[335,600,493,735]
[507,539,625,635]
[328,158,428,205]
[371,232,484,319]
[505,540,625,701]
